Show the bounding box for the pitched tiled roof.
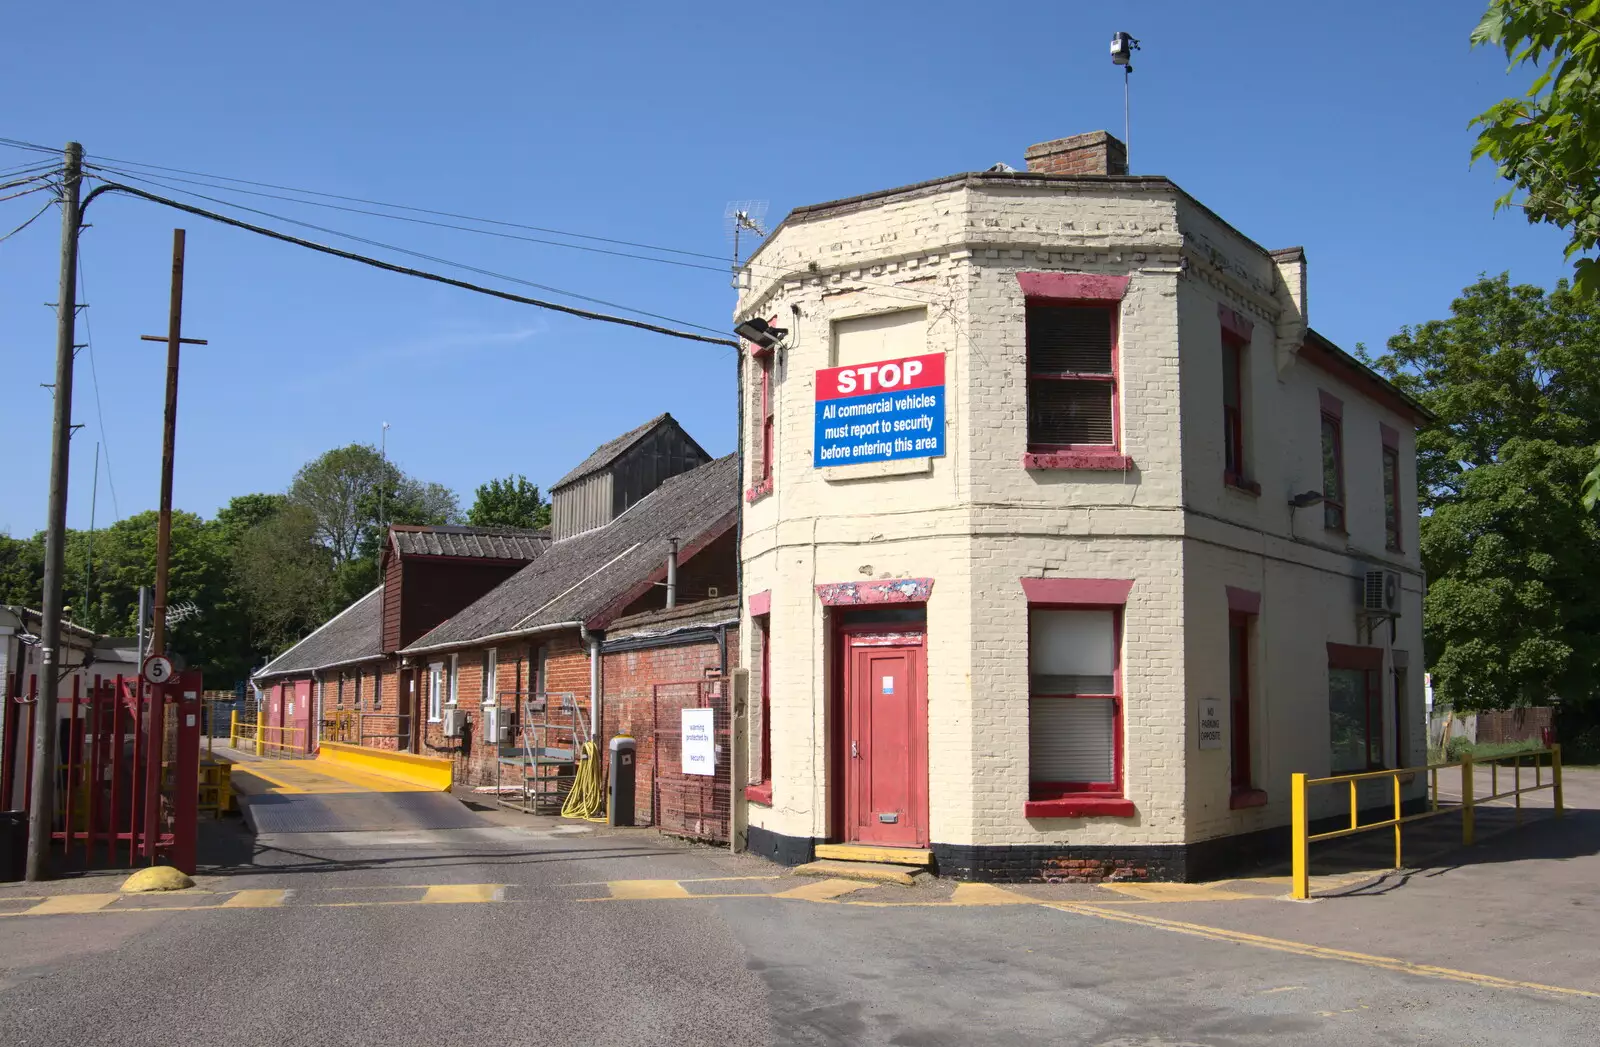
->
[390,525,549,560]
[255,585,385,679]
[551,413,700,491]
[403,455,738,653]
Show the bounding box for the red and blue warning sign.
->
[814,353,945,466]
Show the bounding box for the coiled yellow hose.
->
[561,740,607,821]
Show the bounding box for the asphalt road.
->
[1,778,1597,1047]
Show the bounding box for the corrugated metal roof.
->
[402,455,738,653]
[390,525,549,560]
[551,413,696,492]
[255,585,385,679]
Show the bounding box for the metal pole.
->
[1124,67,1131,173]
[25,141,84,882]
[135,586,149,664]
[84,443,98,623]
[151,229,186,659]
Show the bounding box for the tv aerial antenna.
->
[725,200,769,287]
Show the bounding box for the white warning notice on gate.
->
[681,708,716,776]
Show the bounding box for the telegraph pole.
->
[140,229,206,658]
[25,142,83,882]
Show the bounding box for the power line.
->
[84,180,740,349]
[0,136,59,157]
[88,168,737,338]
[75,254,121,522]
[0,199,53,243]
[83,153,951,308]
[84,161,737,276]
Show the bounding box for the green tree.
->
[467,475,550,530]
[230,501,335,656]
[292,444,461,565]
[0,532,43,607]
[1472,2,1600,298]
[1366,274,1600,709]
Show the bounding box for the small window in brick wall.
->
[1026,305,1118,449]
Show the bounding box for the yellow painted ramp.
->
[316,741,452,791]
[231,755,476,834]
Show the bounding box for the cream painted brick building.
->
[733,132,1429,882]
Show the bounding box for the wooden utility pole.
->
[140,229,206,657]
[25,142,83,882]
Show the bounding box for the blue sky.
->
[0,1,1562,535]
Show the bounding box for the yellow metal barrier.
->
[199,756,233,818]
[1291,745,1562,900]
[316,740,452,791]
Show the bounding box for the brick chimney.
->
[1023,131,1128,176]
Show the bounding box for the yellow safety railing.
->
[324,709,361,744]
[229,708,307,757]
[1291,745,1563,900]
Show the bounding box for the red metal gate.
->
[651,678,730,843]
[2,671,202,874]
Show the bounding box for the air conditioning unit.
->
[1363,570,1401,615]
[441,706,466,738]
[483,706,510,743]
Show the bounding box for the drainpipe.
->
[666,537,679,609]
[579,623,601,739]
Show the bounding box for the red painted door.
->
[293,680,312,753]
[844,635,928,847]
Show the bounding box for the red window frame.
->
[1328,643,1385,773]
[1381,423,1402,552]
[1024,303,1121,454]
[1027,605,1124,800]
[1228,611,1252,791]
[760,357,774,484]
[744,611,774,805]
[1320,391,1345,533]
[1222,332,1247,487]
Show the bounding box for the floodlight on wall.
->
[1288,490,1326,509]
[735,317,788,351]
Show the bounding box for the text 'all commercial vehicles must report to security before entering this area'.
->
[814,352,946,465]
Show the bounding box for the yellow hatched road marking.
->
[420,884,503,904]
[948,883,1031,906]
[1047,902,1600,1000]
[773,878,875,902]
[25,893,122,915]
[606,880,691,900]
[221,889,289,908]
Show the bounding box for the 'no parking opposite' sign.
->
[813,352,946,466]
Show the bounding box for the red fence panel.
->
[651,678,730,844]
[5,670,201,875]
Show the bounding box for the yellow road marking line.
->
[564,875,780,887]
[1047,902,1600,999]
[1101,883,1266,903]
[419,884,504,904]
[772,878,876,902]
[24,893,122,915]
[1257,985,1307,994]
[606,879,692,900]
[222,889,289,908]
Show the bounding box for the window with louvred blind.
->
[1026,304,1118,449]
[1028,608,1121,796]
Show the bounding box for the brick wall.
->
[1022,131,1128,176]
[415,633,592,791]
[600,628,737,822]
[733,140,1429,865]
